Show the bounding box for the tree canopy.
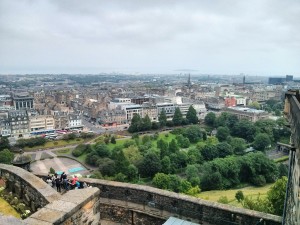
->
[186,105,199,124]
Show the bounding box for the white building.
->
[68,114,82,128]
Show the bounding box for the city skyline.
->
[0,0,299,75]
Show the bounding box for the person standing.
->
[55,175,61,192]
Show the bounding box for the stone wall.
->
[283,92,300,225]
[79,178,282,225]
[24,187,100,225]
[0,163,59,213]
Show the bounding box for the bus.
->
[30,129,55,136]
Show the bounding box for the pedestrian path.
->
[35,151,42,161]
[46,151,57,157]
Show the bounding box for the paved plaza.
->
[31,157,89,176]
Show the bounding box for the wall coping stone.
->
[23,187,100,225]
[0,164,60,203]
[79,177,282,223]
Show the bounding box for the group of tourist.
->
[45,172,88,192]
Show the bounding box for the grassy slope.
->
[197,184,273,207]
[0,197,21,218]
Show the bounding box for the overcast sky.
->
[0,0,299,75]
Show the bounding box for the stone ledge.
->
[81,177,282,223]
[24,187,100,224]
[0,164,60,203]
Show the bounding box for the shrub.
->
[235,190,244,202]
[252,175,266,186]
[49,167,55,174]
[218,196,229,204]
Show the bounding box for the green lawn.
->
[54,148,71,155]
[77,153,87,164]
[0,197,21,218]
[197,184,273,207]
[24,138,84,151]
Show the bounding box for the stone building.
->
[29,115,55,131]
[8,110,30,137]
[13,93,34,110]
[223,106,268,122]
[97,109,127,126]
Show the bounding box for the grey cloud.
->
[0,0,299,75]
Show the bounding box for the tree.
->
[157,139,169,158]
[255,119,276,141]
[168,139,179,153]
[186,105,199,124]
[216,126,230,142]
[0,137,10,151]
[249,101,260,110]
[235,191,244,202]
[172,107,183,126]
[98,158,116,176]
[216,112,230,127]
[126,164,138,181]
[158,109,167,127]
[185,164,200,186]
[0,149,14,164]
[128,114,142,133]
[94,144,111,157]
[110,136,116,144]
[274,109,281,116]
[176,134,190,148]
[184,125,203,143]
[216,142,233,158]
[152,173,170,189]
[204,112,216,126]
[253,133,271,151]
[123,145,142,165]
[229,137,247,154]
[232,119,257,142]
[138,152,161,177]
[201,145,218,161]
[267,176,287,215]
[161,156,172,174]
[142,114,152,131]
[226,114,239,129]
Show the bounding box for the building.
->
[224,96,236,107]
[120,104,143,123]
[52,111,69,130]
[8,110,30,137]
[156,103,175,120]
[268,77,286,85]
[29,115,55,131]
[0,111,11,137]
[13,93,34,110]
[68,114,82,128]
[97,109,127,126]
[131,97,150,105]
[223,107,268,122]
[142,102,158,122]
[0,95,13,110]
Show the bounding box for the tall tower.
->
[187,74,191,89]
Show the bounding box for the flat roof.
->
[163,217,199,225]
[227,106,265,113]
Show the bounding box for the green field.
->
[0,197,21,218]
[197,184,273,207]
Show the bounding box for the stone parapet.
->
[0,163,60,212]
[80,178,282,225]
[24,187,100,225]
